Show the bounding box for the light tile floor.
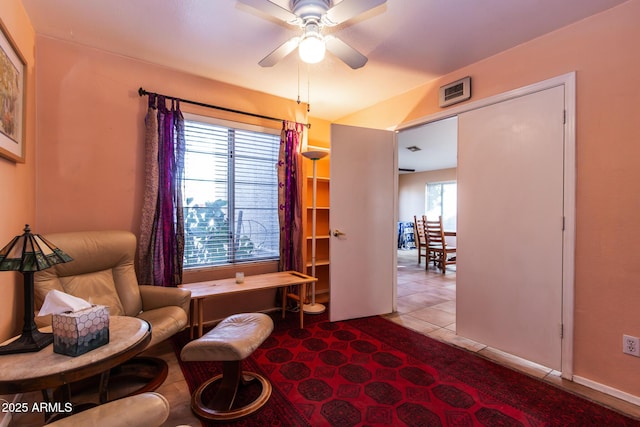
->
[7,251,640,425]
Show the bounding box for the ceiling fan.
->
[238,0,387,69]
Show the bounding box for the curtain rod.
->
[138,87,310,128]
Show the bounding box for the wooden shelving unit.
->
[303,149,330,304]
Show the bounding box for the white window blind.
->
[183,115,280,268]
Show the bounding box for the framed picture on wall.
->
[0,19,26,163]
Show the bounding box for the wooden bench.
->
[179,271,317,338]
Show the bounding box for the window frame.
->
[182,112,281,270]
[425,180,457,232]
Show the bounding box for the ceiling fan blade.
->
[259,37,301,67]
[325,35,368,69]
[237,0,298,23]
[325,0,387,25]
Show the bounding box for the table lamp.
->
[0,224,73,355]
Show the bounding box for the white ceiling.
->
[397,116,457,174]
[21,0,627,172]
[21,0,627,122]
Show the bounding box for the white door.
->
[329,124,397,322]
[456,86,565,370]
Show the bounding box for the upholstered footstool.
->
[180,313,274,421]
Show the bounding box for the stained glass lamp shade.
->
[0,225,73,355]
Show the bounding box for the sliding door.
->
[457,86,565,370]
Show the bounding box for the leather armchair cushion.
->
[46,392,170,427]
[137,305,188,348]
[34,231,143,316]
[57,270,125,315]
[181,313,274,362]
[139,284,191,315]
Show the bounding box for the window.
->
[182,114,280,268]
[426,181,457,231]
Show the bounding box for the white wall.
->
[398,168,457,222]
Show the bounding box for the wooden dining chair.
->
[424,215,456,273]
[413,215,428,265]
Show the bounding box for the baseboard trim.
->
[573,375,640,407]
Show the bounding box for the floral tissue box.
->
[52,305,110,357]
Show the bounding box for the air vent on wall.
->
[439,76,471,107]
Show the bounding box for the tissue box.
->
[52,305,110,357]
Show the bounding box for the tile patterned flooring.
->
[7,250,640,425]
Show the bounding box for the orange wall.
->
[340,0,640,398]
[34,36,307,235]
[31,36,310,324]
[0,0,37,341]
[307,116,331,177]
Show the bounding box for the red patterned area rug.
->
[172,312,640,427]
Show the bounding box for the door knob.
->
[332,229,346,237]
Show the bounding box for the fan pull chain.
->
[307,65,311,113]
[297,62,301,105]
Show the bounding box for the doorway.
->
[394,73,575,376]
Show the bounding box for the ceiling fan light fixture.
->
[240,0,386,69]
[299,33,325,64]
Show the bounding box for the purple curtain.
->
[278,121,304,272]
[138,95,185,286]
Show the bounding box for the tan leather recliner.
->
[34,230,191,349]
[47,392,170,427]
